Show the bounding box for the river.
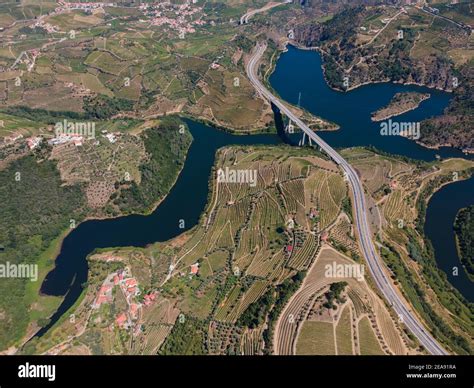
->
[36,46,473,339]
[270,45,473,301]
[35,121,281,338]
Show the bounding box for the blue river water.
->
[270,46,468,161]
[270,45,473,301]
[35,46,472,340]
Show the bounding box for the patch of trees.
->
[83,95,134,120]
[381,243,472,354]
[261,271,306,353]
[113,117,192,214]
[453,205,474,280]
[232,34,254,53]
[319,6,365,42]
[421,63,473,150]
[19,26,47,35]
[322,54,343,88]
[1,106,85,124]
[342,197,353,221]
[0,155,86,349]
[407,235,425,264]
[159,316,207,355]
[237,290,274,329]
[323,281,347,309]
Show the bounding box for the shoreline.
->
[453,207,474,283]
[261,41,340,132]
[18,123,194,348]
[371,93,431,122]
[278,42,470,154]
[9,41,471,352]
[288,41,455,93]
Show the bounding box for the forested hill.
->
[292,3,473,150]
[454,205,474,281]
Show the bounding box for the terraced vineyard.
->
[31,144,474,356]
[342,148,474,355]
[276,246,408,356]
[336,305,354,355]
[35,145,352,355]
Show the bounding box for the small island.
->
[371,92,431,122]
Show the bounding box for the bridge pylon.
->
[285,119,295,134]
[298,132,306,147]
[298,132,314,147]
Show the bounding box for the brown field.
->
[295,321,336,355]
[275,246,407,355]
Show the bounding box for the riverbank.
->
[283,41,472,155]
[260,42,340,132]
[269,45,473,353]
[8,119,193,351]
[453,205,474,282]
[269,45,470,161]
[21,120,282,346]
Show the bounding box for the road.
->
[416,6,467,30]
[246,42,448,355]
[359,9,404,48]
[240,1,290,25]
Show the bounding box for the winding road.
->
[240,1,291,25]
[246,42,448,355]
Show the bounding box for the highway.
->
[246,42,448,355]
[240,1,291,25]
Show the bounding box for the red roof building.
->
[96,295,109,306]
[190,263,199,275]
[115,313,127,328]
[127,286,137,295]
[143,293,157,307]
[124,278,138,288]
[99,284,112,294]
[130,303,139,320]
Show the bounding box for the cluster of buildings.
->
[56,1,114,13]
[102,132,118,144]
[48,133,84,147]
[92,267,157,331]
[26,136,42,150]
[95,282,113,307]
[3,134,44,151]
[63,82,94,99]
[45,129,119,147]
[143,2,205,37]
[3,125,121,157]
[31,20,59,34]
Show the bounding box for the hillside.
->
[291,2,473,150]
[454,205,474,281]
